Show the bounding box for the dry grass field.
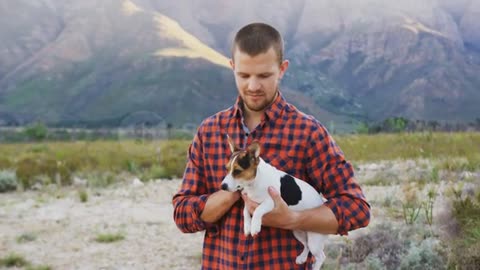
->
[1,132,479,269]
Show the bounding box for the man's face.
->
[230,47,289,113]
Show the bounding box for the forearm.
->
[289,205,339,234]
[200,190,240,223]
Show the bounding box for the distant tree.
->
[382,117,408,132]
[167,123,173,139]
[475,118,480,131]
[427,120,440,131]
[356,122,370,134]
[24,122,48,141]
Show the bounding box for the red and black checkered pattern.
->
[172,92,370,269]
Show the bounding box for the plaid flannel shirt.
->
[172,92,370,269]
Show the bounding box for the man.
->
[172,22,370,269]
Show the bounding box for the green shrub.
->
[399,239,446,270]
[15,157,74,189]
[423,188,437,226]
[340,223,448,269]
[0,170,17,192]
[0,253,29,267]
[364,255,386,270]
[15,157,37,189]
[84,171,116,188]
[23,122,48,141]
[26,265,52,270]
[16,232,37,243]
[448,185,480,268]
[439,158,470,172]
[125,160,139,174]
[447,241,480,269]
[430,167,440,183]
[342,224,406,269]
[0,157,13,169]
[95,232,125,243]
[78,189,88,202]
[141,165,169,181]
[402,183,421,225]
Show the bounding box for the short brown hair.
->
[231,22,284,65]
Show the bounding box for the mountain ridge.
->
[0,0,479,132]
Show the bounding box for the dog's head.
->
[220,135,260,192]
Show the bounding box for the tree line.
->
[356,117,480,134]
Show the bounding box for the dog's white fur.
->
[221,139,328,269]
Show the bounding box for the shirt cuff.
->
[194,194,220,237]
[324,198,348,235]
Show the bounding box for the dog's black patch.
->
[237,153,251,169]
[280,174,302,206]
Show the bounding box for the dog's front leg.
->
[243,206,252,236]
[250,197,274,236]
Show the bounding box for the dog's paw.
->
[295,254,308,264]
[250,221,262,236]
[244,224,251,236]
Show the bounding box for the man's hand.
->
[242,186,299,230]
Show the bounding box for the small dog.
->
[221,137,327,269]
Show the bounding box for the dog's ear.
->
[226,134,239,153]
[247,140,261,159]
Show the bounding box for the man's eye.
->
[259,74,271,78]
[233,169,242,175]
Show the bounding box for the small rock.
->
[73,176,88,187]
[460,171,474,180]
[132,178,144,187]
[31,182,43,191]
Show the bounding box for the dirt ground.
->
[1,160,477,269]
[0,179,204,270]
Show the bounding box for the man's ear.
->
[247,141,261,159]
[229,59,235,70]
[279,59,289,80]
[226,134,239,153]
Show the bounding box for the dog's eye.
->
[233,169,242,176]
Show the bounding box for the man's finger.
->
[268,186,283,204]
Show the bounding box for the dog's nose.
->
[221,183,228,190]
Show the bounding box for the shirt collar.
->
[231,91,287,121]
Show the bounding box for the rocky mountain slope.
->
[0,0,479,130]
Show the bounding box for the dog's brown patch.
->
[226,151,258,181]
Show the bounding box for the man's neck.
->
[244,111,262,132]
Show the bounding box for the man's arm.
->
[309,126,370,235]
[242,187,339,234]
[303,124,370,235]
[172,130,213,233]
[172,128,241,233]
[200,190,240,223]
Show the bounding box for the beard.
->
[242,90,278,112]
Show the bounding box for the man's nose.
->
[221,183,228,190]
[248,79,261,90]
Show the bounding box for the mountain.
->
[0,0,236,127]
[0,0,479,132]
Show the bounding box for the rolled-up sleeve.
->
[172,130,214,233]
[306,124,370,235]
